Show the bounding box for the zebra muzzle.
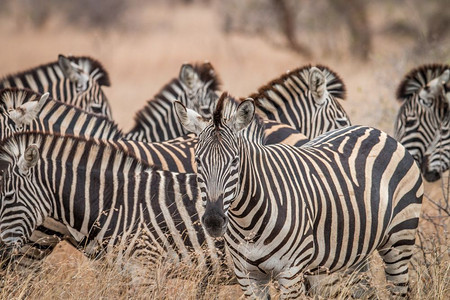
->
[201,199,228,238]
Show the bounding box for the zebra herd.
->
[0,54,447,298]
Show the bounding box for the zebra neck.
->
[229,140,269,229]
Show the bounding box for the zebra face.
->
[179,63,220,120]
[395,91,448,166]
[58,55,112,119]
[0,89,49,140]
[175,95,255,238]
[422,123,450,182]
[0,145,44,254]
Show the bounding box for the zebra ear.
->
[233,98,255,132]
[18,144,39,173]
[174,101,208,134]
[179,64,200,89]
[9,93,49,127]
[309,67,328,105]
[58,55,88,90]
[439,69,450,84]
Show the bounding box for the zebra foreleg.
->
[234,269,271,299]
[276,269,307,300]
[378,238,415,298]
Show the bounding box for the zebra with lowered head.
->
[394,64,450,181]
[0,131,228,278]
[175,92,423,298]
[0,54,112,119]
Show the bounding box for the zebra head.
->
[178,62,220,119]
[0,88,49,140]
[175,93,255,237]
[58,55,112,119]
[422,120,450,182]
[394,65,450,167]
[0,137,47,257]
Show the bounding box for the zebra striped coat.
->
[0,132,226,274]
[394,64,450,181]
[0,55,112,119]
[126,62,221,142]
[175,93,423,299]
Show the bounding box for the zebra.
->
[421,119,450,182]
[0,87,308,269]
[249,64,351,139]
[394,64,450,179]
[0,131,229,280]
[174,92,423,298]
[0,54,112,119]
[125,62,221,142]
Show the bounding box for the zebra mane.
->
[248,64,347,102]
[211,92,265,143]
[131,62,221,126]
[213,92,227,129]
[0,131,148,172]
[0,55,110,87]
[396,63,450,101]
[193,62,221,92]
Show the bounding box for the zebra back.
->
[126,62,221,142]
[0,55,112,119]
[247,64,350,139]
[396,63,450,101]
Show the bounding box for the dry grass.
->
[0,1,449,299]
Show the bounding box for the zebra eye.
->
[419,97,432,107]
[405,119,417,127]
[195,157,201,166]
[231,157,239,166]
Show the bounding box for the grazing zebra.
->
[0,55,112,119]
[394,64,450,179]
[0,132,228,277]
[249,64,351,139]
[126,62,221,142]
[175,93,423,298]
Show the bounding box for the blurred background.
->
[0,0,449,133]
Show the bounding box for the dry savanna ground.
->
[0,2,449,299]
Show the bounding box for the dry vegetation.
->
[0,0,449,299]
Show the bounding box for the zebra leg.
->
[276,269,306,299]
[378,236,415,298]
[234,269,271,299]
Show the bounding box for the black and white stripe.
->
[0,132,227,276]
[0,55,112,119]
[176,93,423,298]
